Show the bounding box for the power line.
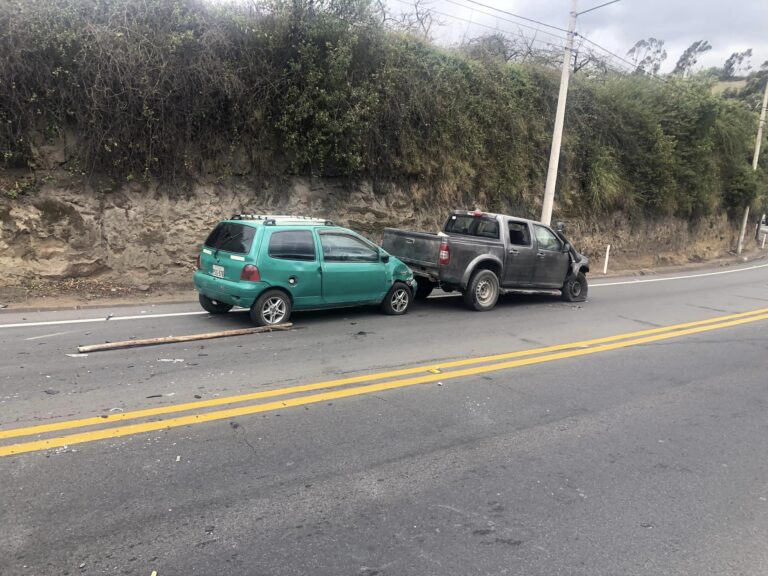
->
[575,32,690,87]
[437,11,566,52]
[388,0,567,52]
[388,0,660,78]
[575,33,639,72]
[442,0,569,43]
[458,0,570,34]
[447,0,642,74]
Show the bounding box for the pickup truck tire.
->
[463,269,500,311]
[561,271,588,302]
[199,294,233,314]
[382,282,412,315]
[415,280,435,300]
[250,290,292,326]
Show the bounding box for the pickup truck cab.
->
[381,210,589,311]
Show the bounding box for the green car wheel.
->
[382,282,412,316]
[251,290,292,326]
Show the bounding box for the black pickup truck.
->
[381,210,590,311]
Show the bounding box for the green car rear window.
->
[204,223,256,254]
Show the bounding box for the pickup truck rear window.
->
[444,215,499,239]
[508,221,531,246]
[204,223,256,254]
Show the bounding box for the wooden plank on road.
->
[77,324,293,353]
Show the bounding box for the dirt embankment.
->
[0,170,756,308]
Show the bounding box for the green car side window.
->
[320,233,379,263]
[268,230,316,261]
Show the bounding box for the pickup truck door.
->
[503,220,536,287]
[531,224,570,288]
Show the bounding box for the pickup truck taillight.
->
[438,238,450,265]
[240,264,261,282]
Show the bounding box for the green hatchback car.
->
[194,215,416,326]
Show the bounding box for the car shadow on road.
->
[197,291,568,330]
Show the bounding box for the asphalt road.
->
[1,261,768,576]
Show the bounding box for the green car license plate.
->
[212,264,225,278]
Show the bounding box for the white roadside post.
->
[540,0,621,226]
[603,244,611,275]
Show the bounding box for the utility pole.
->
[540,0,577,226]
[736,77,768,254]
[540,0,620,226]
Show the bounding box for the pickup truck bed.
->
[382,229,502,289]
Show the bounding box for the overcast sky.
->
[390,0,768,74]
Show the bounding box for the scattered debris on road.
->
[77,324,293,353]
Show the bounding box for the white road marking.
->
[0,311,210,329]
[1,262,765,329]
[24,330,74,341]
[591,263,768,287]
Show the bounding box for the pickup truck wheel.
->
[463,269,499,311]
[199,294,233,314]
[382,282,412,315]
[415,280,435,300]
[250,290,292,326]
[561,271,588,302]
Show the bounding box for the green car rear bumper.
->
[194,270,266,308]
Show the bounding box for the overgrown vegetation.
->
[0,0,765,219]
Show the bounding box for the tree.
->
[627,37,667,75]
[390,0,441,40]
[722,49,753,79]
[462,34,519,64]
[672,40,712,77]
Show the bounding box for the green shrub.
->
[0,0,764,218]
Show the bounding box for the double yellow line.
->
[2,307,768,458]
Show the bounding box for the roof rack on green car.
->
[229,214,335,226]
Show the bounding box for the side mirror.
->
[562,242,571,253]
[380,251,390,263]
